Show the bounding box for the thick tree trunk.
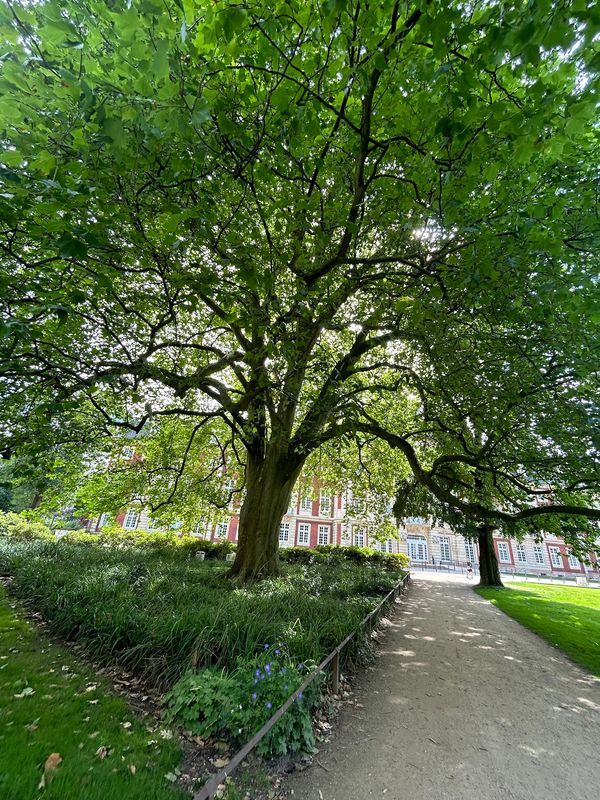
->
[477,524,504,587]
[228,448,302,583]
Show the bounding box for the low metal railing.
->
[193,571,411,800]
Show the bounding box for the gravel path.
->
[285,574,600,800]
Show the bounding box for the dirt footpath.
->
[285,574,600,800]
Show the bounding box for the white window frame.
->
[98,512,110,529]
[318,525,331,545]
[353,527,365,547]
[215,521,229,539]
[296,523,310,545]
[439,536,451,562]
[382,539,393,553]
[497,542,511,563]
[123,509,139,530]
[465,541,475,563]
[567,553,580,569]
[300,496,312,512]
[407,536,428,562]
[279,522,291,544]
[515,544,527,564]
[533,545,545,565]
[319,491,331,515]
[549,546,562,567]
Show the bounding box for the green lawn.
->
[0,587,185,800]
[476,582,600,677]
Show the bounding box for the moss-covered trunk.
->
[228,448,301,583]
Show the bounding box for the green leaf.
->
[57,235,88,260]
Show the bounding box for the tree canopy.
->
[1,0,599,579]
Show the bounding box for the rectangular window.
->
[408,537,428,562]
[147,517,159,532]
[497,542,510,562]
[352,497,365,515]
[98,512,109,529]
[318,525,330,545]
[567,553,580,569]
[439,537,451,561]
[300,496,312,512]
[465,541,475,562]
[319,491,331,515]
[192,521,203,535]
[279,523,290,544]
[341,525,351,545]
[297,523,310,545]
[353,527,365,547]
[287,495,297,515]
[533,545,545,565]
[215,521,229,539]
[383,539,393,553]
[123,509,139,530]
[549,547,562,567]
[516,544,527,563]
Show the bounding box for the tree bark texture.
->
[477,525,504,587]
[228,448,302,582]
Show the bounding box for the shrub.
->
[164,645,320,756]
[0,511,54,541]
[280,544,409,571]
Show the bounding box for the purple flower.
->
[298,692,303,701]
[252,692,257,701]
[274,648,280,655]
[255,668,261,677]
[265,701,272,709]
[265,663,271,675]
[297,663,304,670]
[264,644,270,650]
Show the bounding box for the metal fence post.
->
[331,650,340,694]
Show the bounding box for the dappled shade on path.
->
[285,575,600,800]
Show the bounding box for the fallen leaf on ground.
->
[14,686,35,699]
[39,752,63,788]
[165,772,178,783]
[121,721,132,729]
[95,746,109,760]
[25,718,39,732]
[128,764,136,775]
[213,757,230,768]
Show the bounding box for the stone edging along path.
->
[285,574,600,800]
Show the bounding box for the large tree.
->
[1,0,599,580]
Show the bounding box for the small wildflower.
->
[265,701,272,709]
[252,693,257,701]
[281,667,286,674]
[265,664,271,675]
[255,668,261,677]
[298,663,304,670]
[274,648,280,655]
[298,692,303,701]
[264,644,270,650]
[254,678,258,685]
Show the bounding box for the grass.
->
[476,582,600,677]
[0,539,405,689]
[0,586,184,800]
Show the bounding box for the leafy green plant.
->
[164,646,320,756]
[0,511,54,541]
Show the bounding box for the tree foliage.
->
[1,0,599,578]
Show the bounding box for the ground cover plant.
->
[0,537,406,687]
[476,583,600,678]
[0,533,407,757]
[0,586,184,800]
